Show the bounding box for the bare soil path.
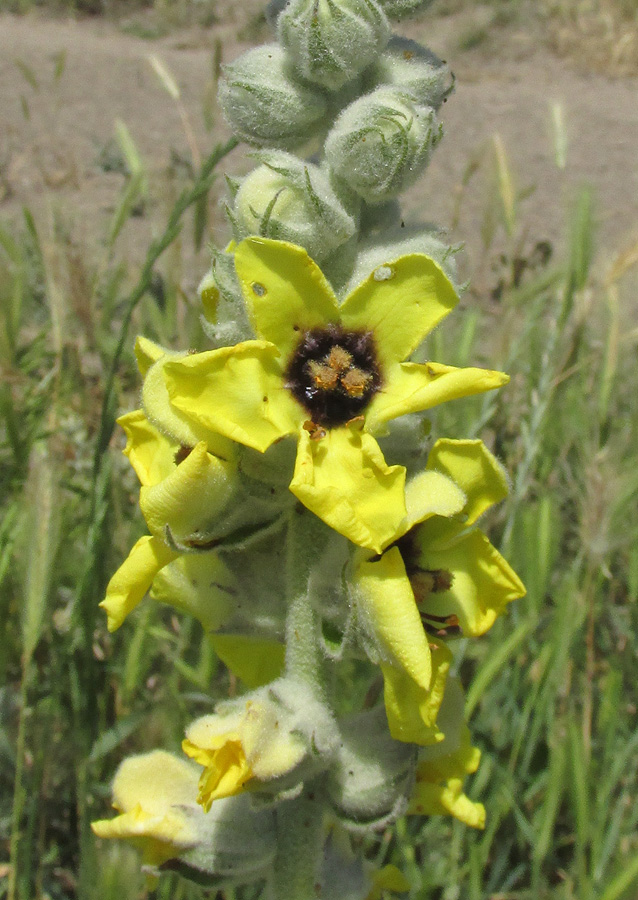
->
[1,7,637,292]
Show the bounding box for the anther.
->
[327,345,353,371]
[303,420,327,441]
[341,368,373,398]
[307,361,339,391]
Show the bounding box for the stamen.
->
[341,368,373,397]
[303,420,327,441]
[307,361,339,391]
[421,613,461,638]
[327,345,353,371]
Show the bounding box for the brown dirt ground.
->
[1,5,637,297]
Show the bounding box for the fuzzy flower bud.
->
[183,678,340,810]
[327,707,416,830]
[365,37,453,110]
[230,151,356,263]
[278,0,390,91]
[218,45,327,148]
[325,87,441,204]
[376,0,434,19]
[344,226,460,294]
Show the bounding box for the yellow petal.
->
[185,711,246,751]
[414,522,526,636]
[234,238,340,358]
[164,342,301,453]
[240,703,306,781]
[142,353,233,459]
[140,441,236,542]
[426,438,509,525]
[209,633,285,688]
[134,335,167,376]
[183,734,253,810]
[151,554,236,633]
[366,362,509,431]
[355,547,431,689]
[100,536,178,632]
[381,642,451,746]
[403,469,467,536]
[118,409,177,487]
[92,807,189,866]
[112,750,200,815]
[408,777,485,829]
[182,712,253,808]
[419,677,481,777]
[290,428,406,553]
[91,751,200,864]
[340,253,459,370]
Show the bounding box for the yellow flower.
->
[352,439,525,744]
[161,238,508,552]
[92,750,278,881]
[407,678,485,829]
[100,405,237,632]
[91,751,200,867]
[183,679,339,811]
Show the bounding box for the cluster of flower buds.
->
[216,0,454,295]
[92,1,524,897]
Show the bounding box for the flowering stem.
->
[284,509,324,687]
[273,788,324,900]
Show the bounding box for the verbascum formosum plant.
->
[92,1,525,896]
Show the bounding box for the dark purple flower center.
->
[285,325,382,428]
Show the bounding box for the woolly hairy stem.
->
[284,510,324,687]
[273,788,323,900]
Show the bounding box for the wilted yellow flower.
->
[161,238,508,552]
[408,678,485,829]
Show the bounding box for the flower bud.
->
[183,678,340,810]
[344,226,460,295]
[376,0,435,19]
[92,751,276,883]
[327,707,416,830]
[218,45,327,149]
[325,87,441,204]
[231,151,356,263]
[278,0,390,92]
[199,248,254,349]
[365,37,453,110]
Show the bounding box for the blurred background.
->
[1,1,637,898]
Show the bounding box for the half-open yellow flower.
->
[352,439,525,743]
[91,751,200,867]
[162,238,508,552]
[183,679,339,811]
[183,700,307,810]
